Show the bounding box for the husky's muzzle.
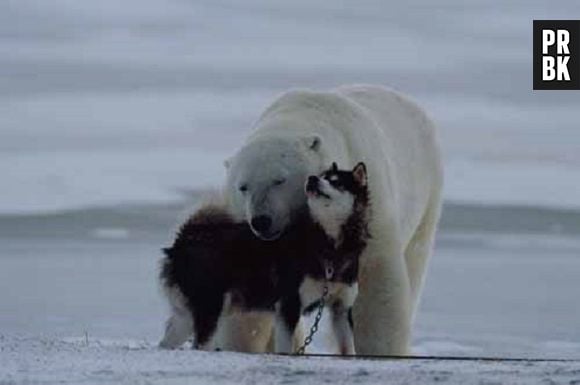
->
[305,176,330,199]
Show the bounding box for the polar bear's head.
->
[225,135,323,240]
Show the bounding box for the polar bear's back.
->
[336,85,434,135]
[335,85,439,161]
[255,85,439,167]
[336,85,442,238]
[252,85,442,239]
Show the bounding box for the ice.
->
[0,147,227,214]
[1,0,580,213]
[90,227,131,240]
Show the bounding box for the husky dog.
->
[159,162,370,354]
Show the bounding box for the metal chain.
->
[294,281,329,355]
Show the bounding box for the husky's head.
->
[305,162,368,241]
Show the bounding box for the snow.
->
[2,335,579,385]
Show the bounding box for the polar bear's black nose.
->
[251,215,272,233]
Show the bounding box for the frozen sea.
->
[1,0,580,383]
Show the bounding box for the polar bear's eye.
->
[239,184,248,193]
[273,178,286,186]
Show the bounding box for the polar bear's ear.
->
[303,134,322,152]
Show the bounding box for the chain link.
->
[294,281,329,355]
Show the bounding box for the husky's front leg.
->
[275,294,301,354]
[331,284,358,355]
[159,311,193,349]
[159,288,193,349]
[331,305,356,355]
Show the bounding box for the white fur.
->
[159,286,193,349]
[223,85,443,355]
[331,300,357,355]
[298,277,358,355]
[307,178,355,242]
[159,285,280,351]
[160,283,304,352]
[299,278,358,309]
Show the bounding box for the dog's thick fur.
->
[160,164,369,353]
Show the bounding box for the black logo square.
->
[533,20,580,90]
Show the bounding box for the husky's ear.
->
[302,134,322,152]
[352,162,367,187]
[331,162,338,172]
[223,157,232,169]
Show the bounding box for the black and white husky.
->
[159,162,370,354]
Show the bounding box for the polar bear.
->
[222,85,443,355]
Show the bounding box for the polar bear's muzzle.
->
[250,215,272,234]
[249,213,283,240]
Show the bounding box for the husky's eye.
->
[273,178,286,186]
[239,184,248,193]
[328,178,342,189]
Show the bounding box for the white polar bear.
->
[222,85,443,355]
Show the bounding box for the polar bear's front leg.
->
[353,247,412,355]
[212,311,274,353]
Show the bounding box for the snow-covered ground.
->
[1,0,580,383]
[2,335,579,385]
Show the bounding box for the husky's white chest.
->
[299,276,359,310]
